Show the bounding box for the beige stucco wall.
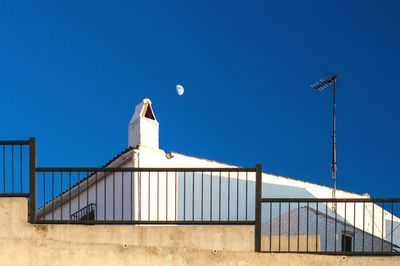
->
[1,198,400,266]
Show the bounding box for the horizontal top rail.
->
[34,220,257,225]
[35,167,257,172]
[262,198,400,202]
[0,140,31,145]
[0,193,30,197]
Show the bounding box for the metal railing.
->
[0,138,35,197]
[1,138,400,256]
[71,203,96,221]
[32,167,258,225]
[256,198,400,255]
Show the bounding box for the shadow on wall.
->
[174,174,316,221]
[386,220,400,249]
[261,202,400,253]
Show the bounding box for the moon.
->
[176,84,184,96]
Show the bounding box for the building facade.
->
[37,98,400,253]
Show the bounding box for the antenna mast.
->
[332,75,337,199]
[311,74,338,199]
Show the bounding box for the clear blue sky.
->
[0,1,399,197]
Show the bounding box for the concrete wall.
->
[2,197,400,266]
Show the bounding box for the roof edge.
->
[171,151,365,198]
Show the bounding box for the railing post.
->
[255,163,262,252]
[29,137,36,224]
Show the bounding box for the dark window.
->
[341,234,352,252]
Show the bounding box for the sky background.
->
[0,0,399,197]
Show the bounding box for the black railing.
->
[0,139,34,197]
[256,198,400,255]
[71,203,96,221]
[33,167,258,225]
[1,138,400,256]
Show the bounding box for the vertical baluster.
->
[228,171,230,221]
[20,145,22,193]
[87,171,89,218]
[325,202,328,252]
[11,144,14,193]
[122,172,124,221]
[104,171,107,220]
[391,202,394,252]
[297,202,300,252]
[236,171,239,221]
[316,202,319,252]
[201,171,203,221]
[306,202,309,252]
[362,201,365,252]
[95,172,98,221]
[139,171,142,221]
[219,171,221,221]
[69,171,72,220]
[174,171,177,221]
[78,172,81,213]
[60,172,63,221]
[51,171,54,221]
[288,202,291,252]
[130,171,133,222]
[43,172,46,220]
[113,172,115,221]
[372,203,375,252]
[344,202,347,252]
[245,171,248,221]
[210,172,212,221]
[255,165,262,253]
[3,145,6,193]
[335,201,337,252]
[192,171,194,221]
[381,202,384,253]
[269,202,272,252]
[148,172,151,221]
[166,172,168,222]
[353,201,356,252]
[279,202,281,252]
[183,171,186,221]
[2,145,5,193]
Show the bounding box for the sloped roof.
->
[170,151,365,198]
[101,146,134,168]
[39,146,135,212]
[65,145,134,192]
[39,147,365,216]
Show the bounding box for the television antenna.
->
[311,74,338,200]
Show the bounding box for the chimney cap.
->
[142,98,152,104]
[130,98,157,123]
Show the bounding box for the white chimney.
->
[128,98,159,150]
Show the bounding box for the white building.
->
[36,98,400,253]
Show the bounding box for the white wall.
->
[43,146,386,226]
